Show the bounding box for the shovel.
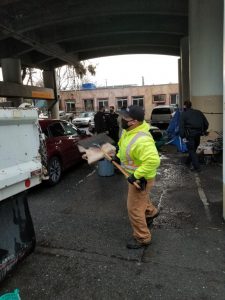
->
[78,133,141,190]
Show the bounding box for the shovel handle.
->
[102,151,141,190]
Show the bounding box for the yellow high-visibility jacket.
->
[117,121,160,180]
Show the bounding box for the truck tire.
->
[47,156,62,186]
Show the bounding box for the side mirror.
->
[41,133,46,140]
[78,129,86,136]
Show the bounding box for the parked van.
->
[150,105,176,128]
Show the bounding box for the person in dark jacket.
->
[105,106,119,144]
[94,107,106,134]
[179,100,209,172]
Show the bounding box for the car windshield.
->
[152,108,172,115]
[63,122,79,136]
[79,112,91,118]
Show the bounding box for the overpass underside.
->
[0,0,188,69]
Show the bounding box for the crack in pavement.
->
[35,245,143,264]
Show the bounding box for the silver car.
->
[72,112,95,127]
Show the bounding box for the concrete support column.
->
[189,0,223,131]
[223,0,225,220]
[1,58,23,107]
[178,58,182,108]
[180,37,190,106]
[43,70,59,119]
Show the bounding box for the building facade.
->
[60,83,179,120]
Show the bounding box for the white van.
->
[150,105,176,128]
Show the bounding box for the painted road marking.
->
[194,173,211,221]
[194,174,209,206]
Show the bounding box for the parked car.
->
[39,111,48,119]
[59,110,74,122]
[88,119,95,133]
[72,111,95,127]
[150,105,176,129]
[39,119,89,185]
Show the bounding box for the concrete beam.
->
[78,46,180,60]
[0,82,54,99]
[0,25,79,67]
[38,15,187,44]
[8,0,188,33]
[64,33,181,53]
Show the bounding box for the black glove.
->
[127,174,137,185]
[127,174,147,191]
[111,156,120,165]
[138,177,147,191]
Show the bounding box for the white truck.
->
[0,108,44,282]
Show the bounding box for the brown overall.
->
[127,179,158,244]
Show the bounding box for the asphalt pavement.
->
[0,147,224,300]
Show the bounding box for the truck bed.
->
[0,108,42,201]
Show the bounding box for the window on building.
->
[97,98,108,110]
[116,97,128,110]
[152,94,166,103]
[65,100,75,112]
[170,94,179,105]
[132,96,144,107]
[83,99,94,111]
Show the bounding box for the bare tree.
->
[56,61,97,90]
[20,61,96,90]
[22,67,43,86]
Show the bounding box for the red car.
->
[39,119,89,185]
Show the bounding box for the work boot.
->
[126,238,151,249]
[146,210,160,227]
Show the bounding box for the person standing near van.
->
[179,100,209,172]
[105,106,119,144]
[94,106,106,134]
[113,105,160,249]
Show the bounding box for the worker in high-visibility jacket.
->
[113,105,160,249]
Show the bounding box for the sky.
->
[87,54,179,87]
[0,54,179,88]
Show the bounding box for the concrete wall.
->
[60,83,179,120]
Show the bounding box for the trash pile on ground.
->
[150,110,223,160]
[197,131,223,161]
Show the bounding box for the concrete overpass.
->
[0,0,224,218]
[0,0,188,68]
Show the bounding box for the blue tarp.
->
[166,110,187,153]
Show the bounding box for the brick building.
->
[59,83,179,120]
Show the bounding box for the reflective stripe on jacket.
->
[117,121,160,179]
